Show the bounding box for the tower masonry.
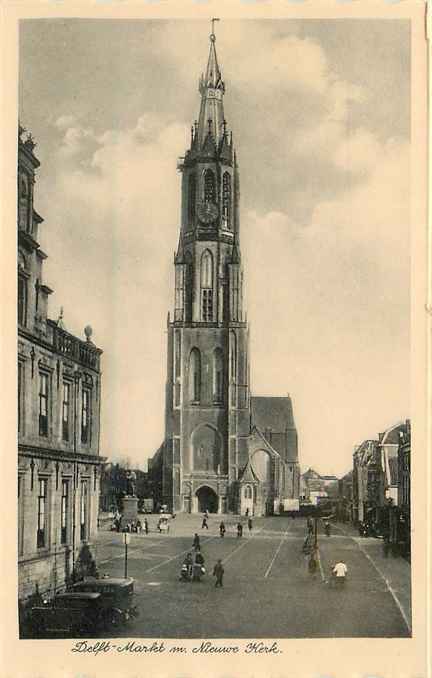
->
[158,28,300,515]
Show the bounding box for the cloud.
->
[55,114,78,130]
[244,136,409,472]
[41,114,189,460]
[58,124,96,158]
[28,20,410,472]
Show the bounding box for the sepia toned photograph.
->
[16,15,415,643]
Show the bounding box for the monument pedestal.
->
[122,496,138,522]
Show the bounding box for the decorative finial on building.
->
[57,306,65,330]
[208,118,212,135]
[24,132,36,151]
[84,325,93,343]
[222,119,227,136]
[210,17,219,42]
[19,123,27,142]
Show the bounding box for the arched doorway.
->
[196,486,218,513]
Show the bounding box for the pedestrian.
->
[245,508,249,517]
[302,532,312,553]
[332,559,348,586]
[219,521,226,538]
[247,517,253,534]
[213,559,224,588]
[202,515,208,530]
[193,533,200,549]
[308,549,318,578]
[237,522,243,538]
[144,518,149,534]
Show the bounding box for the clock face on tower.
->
[198,201,219,225]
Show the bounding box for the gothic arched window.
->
[222,172,232,229]
[188,348,201,403]
[203,169,216,203]
[200,250,213,321]
[230,331,237,381]
[188,173,196,222]
[244,485,252,499]
[18,173,29,231]
[213,348,223,403]
[184,252,193,322]
[18,250,28,327]
[192,425,221,473]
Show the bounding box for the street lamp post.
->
[123,533,130,578]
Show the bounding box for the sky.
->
[19,19,410,475]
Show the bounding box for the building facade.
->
[160,31,300,515]
[397,420,411,557]
[17,126,104,604]
[351,421,410,549]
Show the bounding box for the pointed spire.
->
[196,21,226,149]
[204,23,222,89]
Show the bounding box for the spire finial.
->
[210,17,219,42]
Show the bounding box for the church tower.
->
[164,27,250,513]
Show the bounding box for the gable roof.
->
[238,459,259,483]
[251,396,295,431]
[250,396,298,463]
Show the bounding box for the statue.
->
[126,470,137,497]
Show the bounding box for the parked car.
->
[30,591,106,637]
[72,576,139,626]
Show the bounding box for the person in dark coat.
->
[144,518,149,534]
[193,533,200,549]
[201,515,208,530]
[219,522,226,538]
[247,517,253,533]
[213,559,224,588]
[237,522,243,538]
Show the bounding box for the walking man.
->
[213,559,224,588]
[332,559,348,585]
[219,521,226,538]
[247,517,253,534]
[193,533,200,550]
[144,518,149,534]
[201,515,208,530]
[237,522,243,538]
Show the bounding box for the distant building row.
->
[339,421,411,557]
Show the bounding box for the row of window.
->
[188,170,232,228]
[18,363,92,444]
[18,476,89,553]
[18,172,33,234]
[188,347,224,404]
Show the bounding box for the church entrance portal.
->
[196,486,218,513]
